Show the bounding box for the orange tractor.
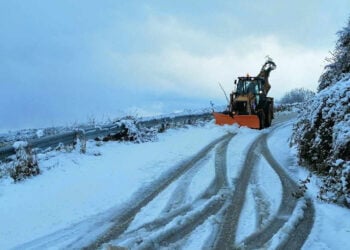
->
[213,59,276,129]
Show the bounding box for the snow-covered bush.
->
[292,16,350,205]
[10,142,40,182]
[103,118,158,143]
[318,17,350,91]
[121,119,157,143]
[293,79,350,204]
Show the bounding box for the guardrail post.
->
[75,129,86,154]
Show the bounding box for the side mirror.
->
[234,80,237,85]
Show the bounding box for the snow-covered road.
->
[1,113,350,249]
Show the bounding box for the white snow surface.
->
[12,141,28,149]
[0,117,350,249]
[268,123,350,250]
[0,121,230,249]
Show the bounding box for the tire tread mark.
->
[119,134,235,249]
[241,132,314,249]
[276,198,314,250]
[213,134,263,250]
[82,133,232,250]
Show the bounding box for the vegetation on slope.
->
[292,16,350,206]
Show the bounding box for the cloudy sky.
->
[1,1,350,130]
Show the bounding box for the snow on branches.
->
[10,141,40,182]
[293,79,349,205]
[318,17,350,91]
[292,16,350,205]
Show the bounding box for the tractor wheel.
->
[265,104,272,127]
[258,111,265,130]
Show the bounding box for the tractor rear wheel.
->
[258,111,265,130]
[265,104,272,127]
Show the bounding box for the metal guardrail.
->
[138,113,212,128]
[0,145,15,161]
[0,113,212,161]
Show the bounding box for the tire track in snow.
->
[162,153,212,214]
[15,133,231,250]
[112,134,235,249]
[275,197,314,250]
[239,128,315,249]
[213,118,314,250]
[82,133,234,250]
[145,135,233,248]
[115,149,217,241]
[237,133,298,249]
[212,133,263,250]
[250,167,272,230]
[113,156,214,244]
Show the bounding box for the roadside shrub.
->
[292,80,350,205]
[103,118,158,143]
[292,16,350,205]
[10,143,40,182]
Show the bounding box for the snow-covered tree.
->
[318,16,350,91]
[279,88,315,104]
[292,16,350,206]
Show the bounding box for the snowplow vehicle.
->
[213,59,276,129]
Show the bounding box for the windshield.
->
[236,79,263,95]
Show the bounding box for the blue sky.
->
[1,1,350,130]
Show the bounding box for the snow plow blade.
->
[213,112,260,129]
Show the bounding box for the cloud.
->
[0,7,331,130]
[106,16,328,101]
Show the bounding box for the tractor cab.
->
[232,76,266,112]
[235,77,265,96]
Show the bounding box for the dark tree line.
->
[279,88,315,104]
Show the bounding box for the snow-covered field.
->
[0,115,350,249]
